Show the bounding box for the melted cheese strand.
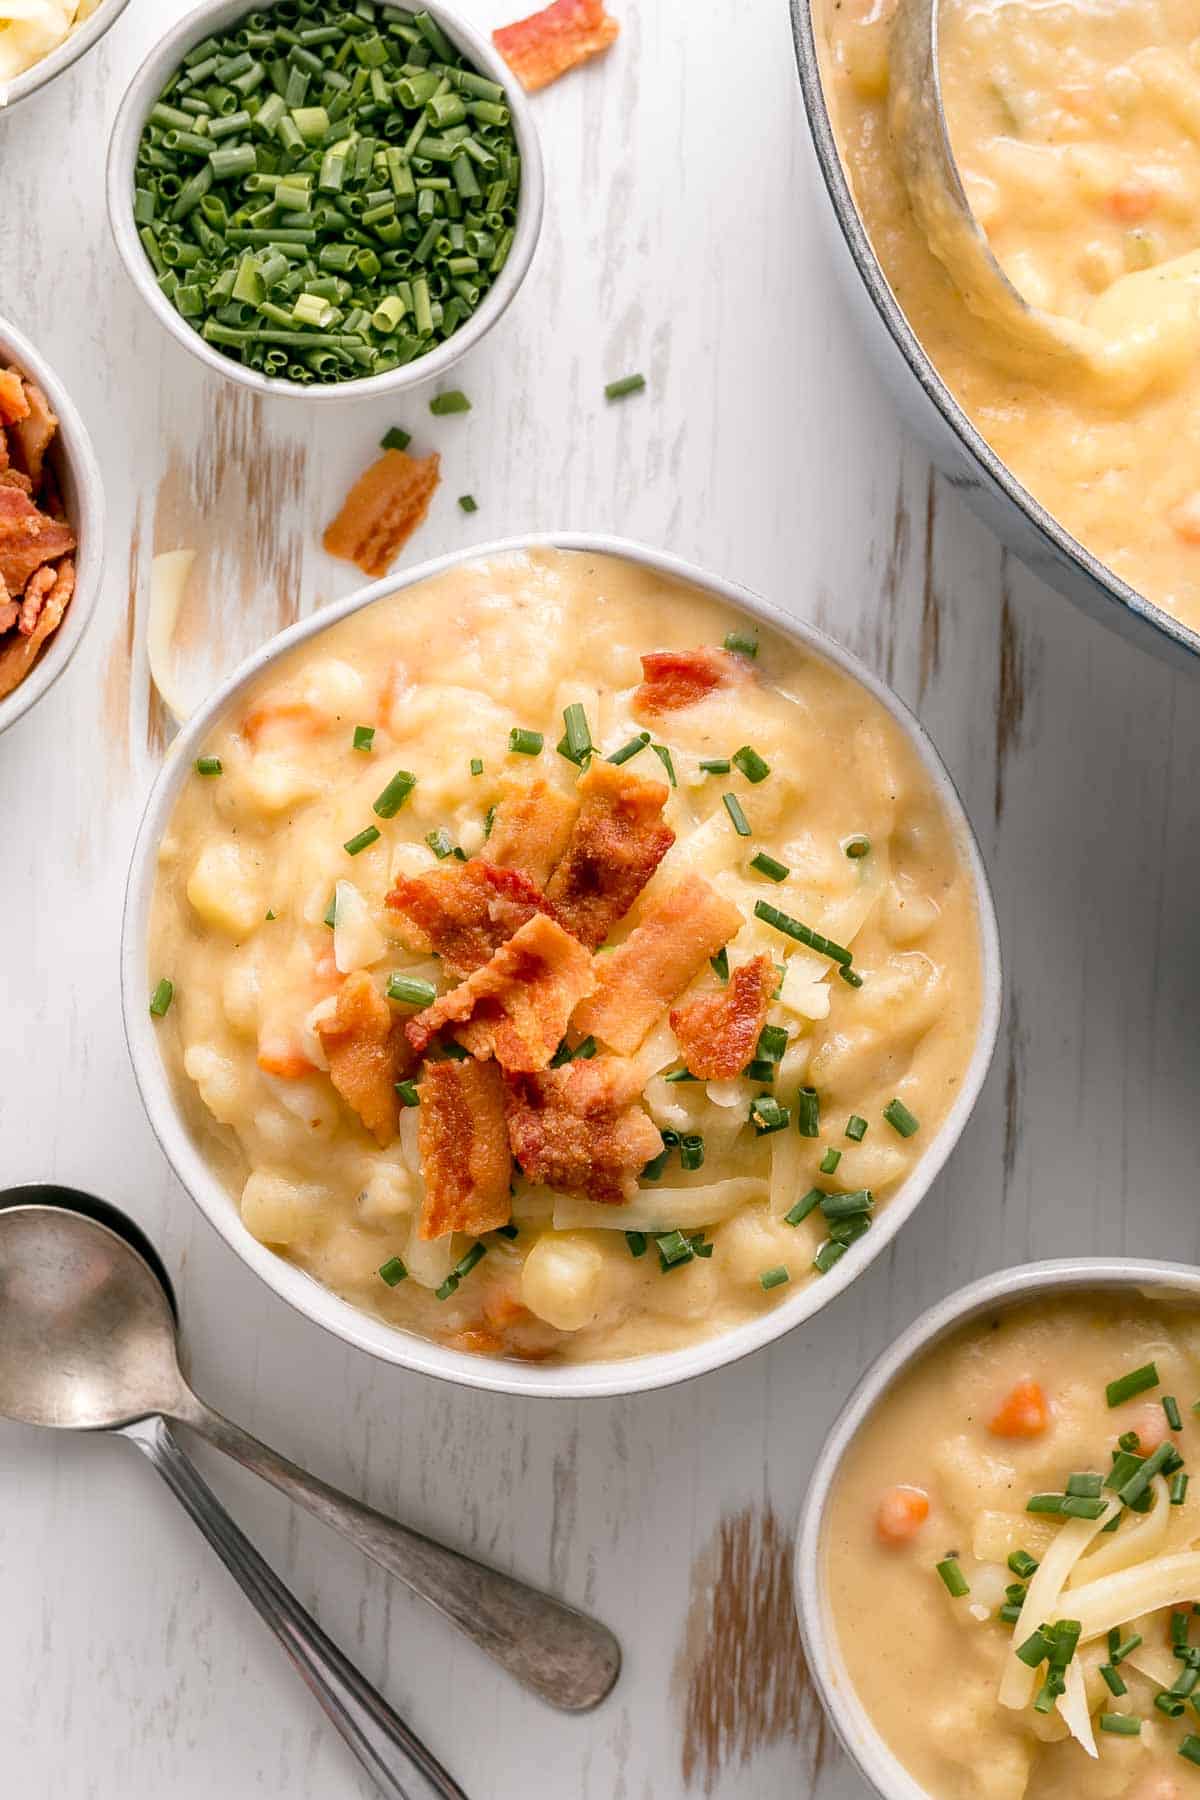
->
[1067,1476,1171,1588]
[1067,1551,1200,1643]
[999,1497,1120,1711]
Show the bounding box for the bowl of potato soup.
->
[122,536,1000,1397]
[792,0,1200,666]
[796,1260,1200,1800]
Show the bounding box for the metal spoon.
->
[0,1190,620,1727]
[887,0,1098,364]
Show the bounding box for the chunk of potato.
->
[187,841,264,936]
[521,1232,612,1332]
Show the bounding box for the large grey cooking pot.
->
[790,0,1200,670]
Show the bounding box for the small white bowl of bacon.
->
[0,315,103,736]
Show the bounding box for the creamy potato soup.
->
[827,1295,1200,1800]
[148,548,982,1364]
[819,0,1200,630]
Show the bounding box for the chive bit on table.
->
[605,372,645,400]
[380,429,410,453]
[149,977,174,1018]
[458,494,478,513]
[430,390,470,416]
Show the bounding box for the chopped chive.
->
[750,851,789,882]
[655,1228,694,1272]
[679,1133,705,1172]
[1060,1495,1108,1519]
[651,743,676,786]
[265,909,276,921]
[1117,1439,1175,1506]
[663,1068,698,1083]
[483,806,496,838]
[373,768,416,817]
[746,1059,776,1083]
[1033,1673,1065,1715]
[344,825,381,856]
[813,1240,847,1274]
[352,725,375,752]
[378,1256,408,1286]
[1100,1714,1141,1736]
[883,1097,920,1137]
[711,947,729,982]
[1008,1550,1039,1579]
[723,631,758,658]
[819,1147,842,1175]
[844,835,871,859]
[1174,1665,1200,1699]
[846,1114,869,1142]
[819,1189,873,1221]
[550,1035,597,1067]
[1015,1628,1054,1667]
[453,1242,488,1280]
[731,745,770,784]
[1181,1735,1200,1766]
[754,901,853,967]
[1099,1664,1127,1697]
[935,1557,969,1598]
[149,977,174,1018]
[558,702,593,767]
[1164,1395,1183,1431]
[760,1265,790,1292]
[387,974,437,1007]
[1065,1472,1103,1498]
[381,427,411,452]
[1110,1634,1142,1665]
[1157,1693,1187,1718]
[426,827,454,859]
[691,1235,714,1259]
[699,757,731,774]
[607,731,650,766]
[1026,1495,1066,1515]
[1174,1611,1193,1650]
[756,1023,790,1064]
[395,1080,420,1107]
[435,1275,459,1301]
[323,890,338,930]
[495,1224,519,1241]
[785,1189,824,1227]
[796,1086,820,1138]
[195,754,223,776]
[1118,1430,1142,1452]
[1173,1472,1190,1505]
[722,793,752,836]
[605,372,645,400]
[430,390,470,415]
[458,494,478,513]
[470,757,484,776]
[640,1146,672,1181]
[998,1602,1023,1624]
[1106,1362,1160,1407]
[616,1229,646,1261]
[508,727,543,756]
[749,1096,790,1135]
[838,965,865,988]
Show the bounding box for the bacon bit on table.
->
[504,1055,663,1203]
[632,646,746,717]
[417,1057,512,1240]
[988,1378,1050,1439]
[322,446,440,578]
[406,913,595,1071]
[573,874,744,1055]
[493,0,618,93]
[386,858,553,980]
[486,775,580,886]
[544,759,674,949]
[316,969,416,1146]
[669,953,776,1081]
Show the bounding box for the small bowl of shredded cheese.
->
[0,0,132,110]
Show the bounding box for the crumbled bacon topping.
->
[417,1057,512,1239]
[504,1055,663,1203]
[493,0,619,92]
[0,369,29,427]
[323,446,440,578]
[544,759,674,950]
[486,775,579,885]
[315,970,416,1146]
[632,647,745,717]
[386,858,552,980]
[573,874,744,1055]
[669,953,776,1080]
[0,367,75,703]
[406,912,595,1071]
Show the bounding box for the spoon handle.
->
[172,1390,620,1712]
[124,1417,466,1800]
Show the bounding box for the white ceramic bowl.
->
[0,0,132,110]
[120,532,1002,1399]
[793,1257,1200,1800]
[0,315,105,738]
[105,0,544,402]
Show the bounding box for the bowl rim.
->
[0,0,133,111]
[0,314,106,738]
[792,1255,1200,1800]
[104,0,545,403]
[788,0,1200,667]
[119,530,1003,1399]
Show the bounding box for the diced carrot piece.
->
[875,1486,930,1545]
[1169,494,1200,545]
[988,1379,1050,1439]
[1105,180,1156,223]
[493,0,618,93]
[257,1033,316,1079]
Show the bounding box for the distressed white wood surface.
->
[3,2,1199,1796]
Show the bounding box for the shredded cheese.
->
[147,549,196,723]
[332,880,385,975]
[1067,1550,1200,1643]
[1067,1476,1171,1587]
[553,1177,767,1235]
[1055,1655,1098,1758]
[999,1497,1121,1710]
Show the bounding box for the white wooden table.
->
[3,3,1199,1795]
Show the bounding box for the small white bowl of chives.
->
[105,0,544,399]
[793,1257,1200,1800]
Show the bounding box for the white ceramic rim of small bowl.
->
[0,314,106,738]
[104,0,545,402]
[0,0,133,110]
[793,1256,1200,1800]
[120,531,1003,1399]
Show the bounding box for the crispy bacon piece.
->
[669,953,776,1081]
[544,759,674,949]
[386,858,552,980]
[493,0,618,92]
[323,447,440,578]
[486,776,579,885]
[407,913,595,1071]
[0,369,29,427]
[8,380,57,488]
[573,874,743,1055]
[505,1055,663,1203]
[632,646,745,717]
[0,557,73,701]
[0,483,75,596]
[417,1057,512,1240]
[315,970,416,1147]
